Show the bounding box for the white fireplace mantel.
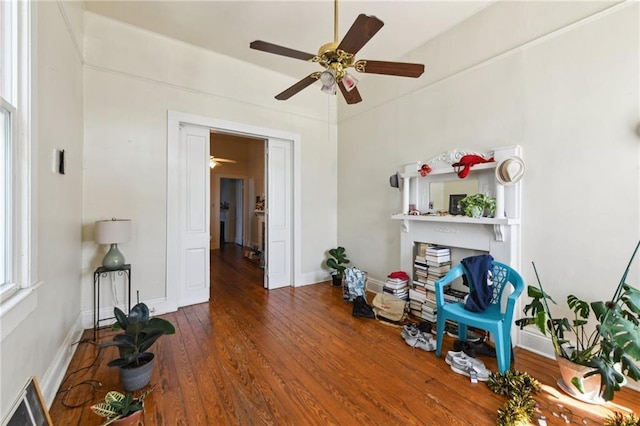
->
[392,145,522,271]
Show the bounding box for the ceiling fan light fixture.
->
[209,156,217,169]
[342,72,358,92]
[319,69,336,86]
[320,83,337,95]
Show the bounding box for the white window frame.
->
[0,0,35,334]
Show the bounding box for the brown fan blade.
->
[250,40,316,61]
[337,14,384,56]
[354,60,424,78]
[275,74,319,101]
[338,82,362,105]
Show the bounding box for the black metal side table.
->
[93,264,131,340]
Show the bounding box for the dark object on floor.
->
[352,296,375,318]
[454,338,497,358]
[416,321,432,334]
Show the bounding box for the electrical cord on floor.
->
[56,339,104,408]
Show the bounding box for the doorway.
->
[167,111,301,312]
[219,178,244,248]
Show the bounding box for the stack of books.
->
[424,246,452,290]
[443,287,468,304]
[408,287,427,319]
[410,243,430,319]
[384,276,409,300]
[410,244,453,323]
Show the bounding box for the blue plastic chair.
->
[434,261,525,373]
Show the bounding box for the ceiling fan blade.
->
[337,14,384,56]
[354,60,424,78]
[338,82,362,105]
[250,40,316,61]
[275,74,320,100]
[214,158,237,164]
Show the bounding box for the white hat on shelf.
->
[495,156,525,185]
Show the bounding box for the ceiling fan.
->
[249,0,424,105]
[210,156,237,169]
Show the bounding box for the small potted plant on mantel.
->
[516,240,640,402]
[326,246,350,286]
[458,193,496,218]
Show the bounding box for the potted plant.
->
[101,302,175,391]
[90,387,153,426]
[326,246,350,286]
[516,241,640,401]
[458,193,496,218]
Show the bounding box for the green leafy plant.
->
[100,302,175,369]
[90,388,153,425]
[458,193,496,218]
[516,241,640,401]
[326,246,350,279]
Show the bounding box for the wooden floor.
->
[50,245,640,425]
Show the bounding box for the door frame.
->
[167,111,301,312]
[212,175,248,250]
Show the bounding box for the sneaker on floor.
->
[445,351,486,369]
[405,334,436,352]
[401,323,420,340]
[449,357,491,381]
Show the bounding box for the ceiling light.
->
[319,69,336,86]
[342,72,358,92]
[210,156,217,169]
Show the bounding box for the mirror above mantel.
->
[429,179,478,212]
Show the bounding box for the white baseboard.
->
[366,277,385,294]
[40,312,84,408]
[516,329,555,359]
[298,270,331,287]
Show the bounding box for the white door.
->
[266,138,292,289]
[178,124,210,306]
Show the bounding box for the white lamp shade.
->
[95,219,132,244]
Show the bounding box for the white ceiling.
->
[84,1,493,80]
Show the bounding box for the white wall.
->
[1,1,85,414]
[338,2,639,354]
[81,12,338,314]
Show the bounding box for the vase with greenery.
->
[515,240,640,401]
[326,246,350,286]
[90,388,153,426]
[100,302,175,391]
[458,193,496,218]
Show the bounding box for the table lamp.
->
[95,218,132,269]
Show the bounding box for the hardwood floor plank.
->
[48,245,640,425]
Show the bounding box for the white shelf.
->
[400,161,497,179]
[391,213,520,226]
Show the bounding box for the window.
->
[0,0,30,303]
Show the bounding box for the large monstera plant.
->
[516,241,640,401]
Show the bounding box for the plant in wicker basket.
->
[90,387,153,425]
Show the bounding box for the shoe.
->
[405,334,436,352]
[449,357,491,381]
[401,322,432,340]
[401,323,420,340]
[352,296,375,318]
[465,340,497,357]
[445,351,486,370]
